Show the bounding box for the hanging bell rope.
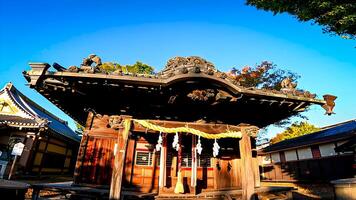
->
[133,119,242,139]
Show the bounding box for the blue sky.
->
[1,0,355,138]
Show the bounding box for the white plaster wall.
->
[271,152,280,163]
[297,147,313,160]
[285,150,298,161]
[320,143,336,157]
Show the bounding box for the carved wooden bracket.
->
[187,89,216,102]
[108,115,132,129]
[243,126,259,137]
[108,115,125,129]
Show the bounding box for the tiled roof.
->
[263,119,356,152]
[0,83,80,142]
[0,115,40,127]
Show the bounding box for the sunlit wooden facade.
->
[23,56,335,199]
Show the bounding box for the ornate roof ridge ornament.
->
[67,54,102,73]
[280,77,317,98]
[158,56,218,78]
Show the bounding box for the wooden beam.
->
[27,63,50,87]
[239,129,256,200]
[109,116,132,200]
[132,119,243,135]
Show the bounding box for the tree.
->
[246,0,356,39]
[270,121,320,144]
[99,62,122,73]
[228,61,304,126]
[228,61,300,90]
[99,61,155,74]
[126,61,155,74]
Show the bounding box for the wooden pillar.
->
[252,157,260,187]
[109,116,132,200]
[252,137,260,188]
[74,111,94,184]
[239,130,256,200]
[124,139,136,185]
[174,134,184,194]
[191,135,197,193]
[159,133,167,191]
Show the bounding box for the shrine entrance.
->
[216,159,234,189]
[123,129,219,195]
[214,138,242,190]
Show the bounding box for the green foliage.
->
[126,61,155,74]
[99,61,155,74]
[99,62,122,73]
[246,0,356,39]
[270,121,320,144]
[75,121,84,135]
[228,61,300,90]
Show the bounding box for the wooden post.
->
[109,116,132,200]
[159,133,167,191]
[74,111,94,184]
[8,155,17,180]
[253,157,261,187]
[174,134,184,194]
[191,135,197,191]
[252,137,260,188]
[124,139,136,185]
[239,131,255,200]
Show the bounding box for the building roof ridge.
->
[5,82,68,125]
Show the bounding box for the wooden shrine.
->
[23,56,336,199]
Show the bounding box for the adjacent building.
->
[259,119,355,182]
[0,83,80,178]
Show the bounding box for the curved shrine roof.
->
[23,56,335,127]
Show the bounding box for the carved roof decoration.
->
[22,55,336,126]
[39,55,323,100]
[158,56,217,78]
